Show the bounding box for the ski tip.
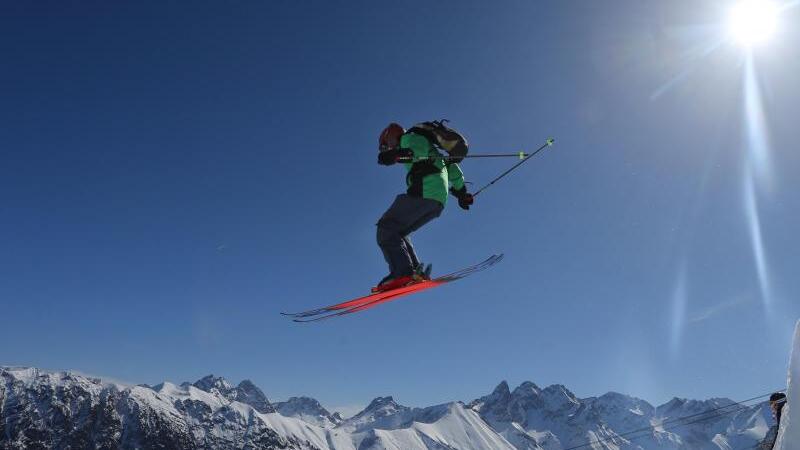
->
[488,253,504,262]
[293,316,327,324]
[282,307,332,318]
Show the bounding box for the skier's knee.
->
[376,224,400,247]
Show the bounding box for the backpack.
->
[407,119,469,163]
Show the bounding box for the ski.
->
[283,254,503,322]
[282,254,501,318]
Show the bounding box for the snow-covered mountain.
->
[274,396,343,428]
[467,381,769,450]
[0,367,328,449]
[191,374,275,413]
[0,366,774,450]
[337,396,516,449]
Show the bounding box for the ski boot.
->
[371,264,432,293]
[414,262,433,281]
[371,274,415,293]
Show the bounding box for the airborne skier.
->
[373,121,475,292]
[283,125,553,321]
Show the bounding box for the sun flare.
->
[728,0,779,46]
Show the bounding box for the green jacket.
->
[400,132,465,206]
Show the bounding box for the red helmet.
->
[379,123,405,152]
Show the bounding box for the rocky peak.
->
[274,396,340,427]
[193,375,233,394]
[539,384,580,409]
[363,396,400,412]
[234,379,274,413]
[469,381,511,408]
[511,381,541,399]
[343,396,412,432]
[468,381,518,425]
[656,397,736,418]
[190,375,274,413]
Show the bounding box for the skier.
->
[373,121,474,292]
[282,126,551,321]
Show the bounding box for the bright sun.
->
[728,0,779,46]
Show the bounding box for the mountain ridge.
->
[0,366,773,450]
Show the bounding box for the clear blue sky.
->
[2,1,799,413]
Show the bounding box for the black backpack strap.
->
[406,126,441,150]
[403,126,448,196]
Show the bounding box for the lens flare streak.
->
[743,55,773,184]
[651,36,726,100]
[743,172,771,306]
[669,264,688,360]
[742,55,773,308]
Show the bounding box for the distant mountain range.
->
[0,367,772,449]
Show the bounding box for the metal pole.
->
[396,152,530,162]
[472,138,555,197]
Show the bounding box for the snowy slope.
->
[341,396,413,433]
[341,399,517,450]
[775,319,800,450]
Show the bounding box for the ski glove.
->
[450,186,474,210]
[378,150,397,165]
[378,148,412,166]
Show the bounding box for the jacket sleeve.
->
[447,162,466,192]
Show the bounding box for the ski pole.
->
[397,152,532,162]
[472,138,555,197]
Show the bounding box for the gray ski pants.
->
[377,194,444,278]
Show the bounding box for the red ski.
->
[281,254,503,322]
